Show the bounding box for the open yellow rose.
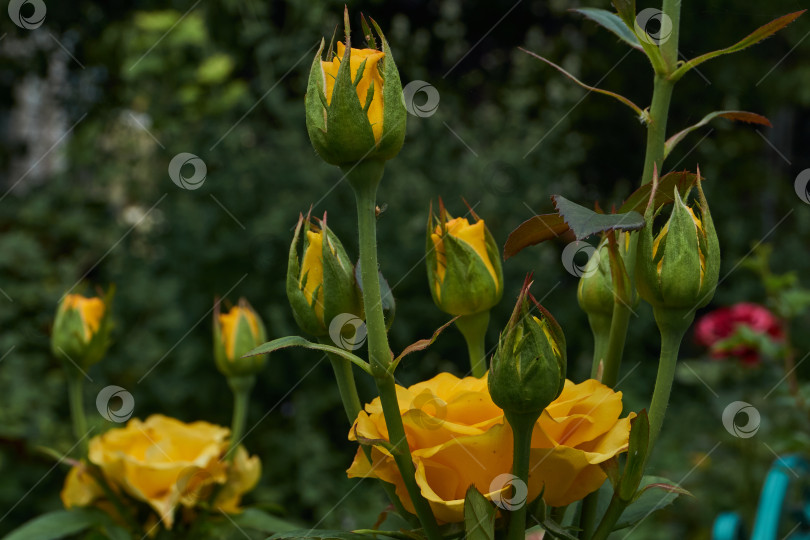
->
[348,373,633,523]
[62,414,260,529]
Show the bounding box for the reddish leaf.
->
[392,317,459,367]
[619,171,698,213]
[503,214,570,260]
[665,110,772,158]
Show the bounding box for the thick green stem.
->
[587,3,683,538]
[226,375,254,461]
[647,309,691,449]
[349,162,442,540]
[505,411,538,540]
[327,351,364,423]
[659,0,682,73]
[588,313,612,379]
[600,303,632,388]
[579,492,600,538]
[67,372,89,456]
[455,310,490,378]
[640,76,675,185]
[590,495,625,540]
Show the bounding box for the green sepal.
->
[438,233,501,316]
[659,188,702,307]
[369,18,406,161]
[321,221,363,333]
[695,179,720,308]
[324,25,378,164]
[463,486,496,540]
[305,39,339,165]
[286,215,328,336]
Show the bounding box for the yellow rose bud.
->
[636,173,720,332]
[427,202,503,316]
[347,373,633,523]
[52,288,114,369]
[489,276,566,416]
[287,213,363,336]
[322,42,385,144]
[79,414,259,529]
[214,298,267,378]
[305,10,406,166]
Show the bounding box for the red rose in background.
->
[695,303,784,365]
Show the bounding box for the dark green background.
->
[1,1,808,538]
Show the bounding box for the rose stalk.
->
[52,288,114,456]
[213,298,267,460]
[489,276,566,540]
[636,173,720,448]
[427,200,503,377]
[304,11,441,539]
[287,212,366,424]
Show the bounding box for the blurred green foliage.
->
[1,1,809,538]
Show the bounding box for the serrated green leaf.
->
[503,214,570,260]
[552,196,645,240]
[227,508,301,533]
[463,486,496,540]
[572,8,642,50]
[614,476,689,529]
[671,10,805,81]
[244,336,371,374]
[664,111,771,158]
[611,0,635,26]
[538,518,580,540]
[592,475,689,531]
[4,509,114,540]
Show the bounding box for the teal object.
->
[713,455,810,540]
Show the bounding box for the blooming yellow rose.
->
[62,414,260,529]
[348,373,633,523]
